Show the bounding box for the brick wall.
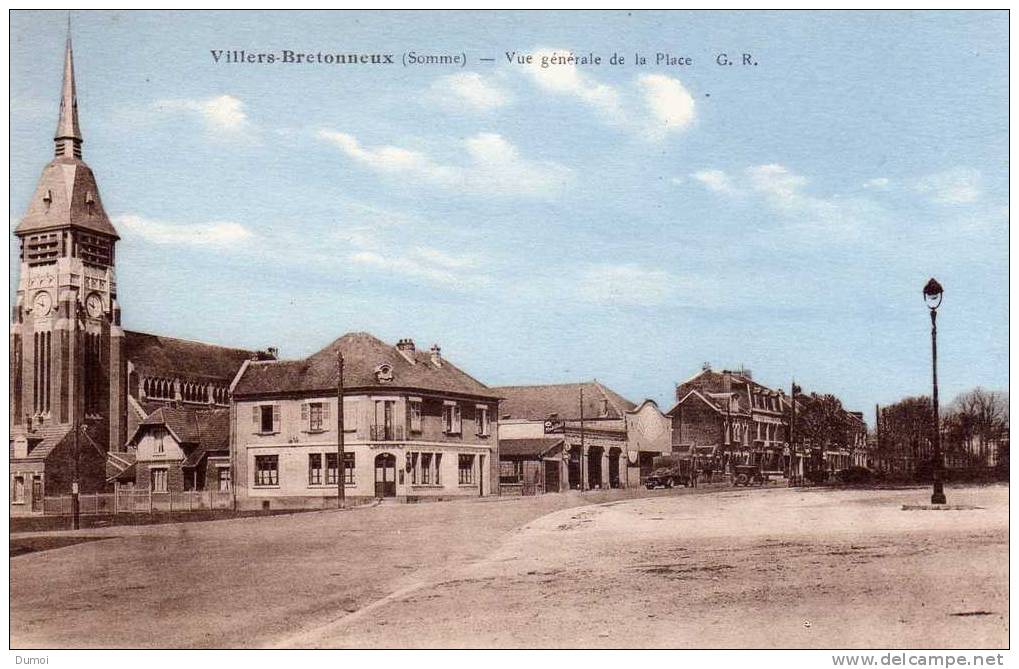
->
[672,399,723,449]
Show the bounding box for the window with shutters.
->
[253,404,280,434]
[443,402,462,435]
[303,401,328,432]
[342,400,358,433]
[12,476,25,504]
[408,399,423,433]
[476,405,490,437]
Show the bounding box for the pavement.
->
[9,484,1008,649]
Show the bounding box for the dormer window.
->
[85,191,95,216]
[42,189,52,211]
[374,363,394,383]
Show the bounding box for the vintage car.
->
[732,464,767,486]
[644,455,694,489]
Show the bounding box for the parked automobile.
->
[644,455,695,489]
[732,464,767,486]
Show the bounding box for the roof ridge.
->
[125,329,254,354]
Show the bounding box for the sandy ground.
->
[10,484,1008,649]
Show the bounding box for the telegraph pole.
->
[579,388,585,491]
[71,303,82,530]
[336,351,345,509]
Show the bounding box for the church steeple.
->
[54,32,82,159]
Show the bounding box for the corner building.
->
[230,333,501,508]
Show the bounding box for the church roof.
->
[125,331,254,384]
[15,158,118,237]
[232,332,499,400]
[15,34,118,238]
[493,381,636,421]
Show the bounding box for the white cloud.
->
[691,169,738,195]
[746,164,810,204]
[430,73,510,112]
[115,214,252,247]
[863,177,891,190]
[915,168,982,204]
[319,130,572,197]
[523,50,624,122]
[637,74,696,139]
[349,247,487,286]
[154,94,252,135]
[576,264,675,307]
[518,49,695,141]
[690,164,879,244]
[316,202,493,288]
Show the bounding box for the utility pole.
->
[579,387,585,491]
[336,351,345,509]
[789,381,796,481]
[71,302,82,530]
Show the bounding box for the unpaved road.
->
[11,485,1008,649]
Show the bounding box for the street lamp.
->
[923,277,947,505]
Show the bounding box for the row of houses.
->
[8,33,870,515]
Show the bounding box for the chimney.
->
[267,347,279,360]
[430,344,442,367]
[396,338,415,352]
[722,371,732,394]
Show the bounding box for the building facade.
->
[112,406,232,493]
[496,382,671,491]
[230,334,501,509]
[669,367,797,477]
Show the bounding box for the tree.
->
[877,396,933,473]
[797,393,851,452]
[944,388,1008,467]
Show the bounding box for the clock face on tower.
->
[86,293,104,318]
[32,291,52,316]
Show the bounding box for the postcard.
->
[8,9,1008,655]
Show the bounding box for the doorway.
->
[587,446,604,489]
[544,459,560,493]
[374,453,396,498]
[608,448,621,488]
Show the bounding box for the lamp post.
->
[923,277,947,505]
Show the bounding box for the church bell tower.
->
[10,33,127,456]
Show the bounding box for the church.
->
[10,34,504,514]
[9,35,263,515]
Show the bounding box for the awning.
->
[499,437,564,459]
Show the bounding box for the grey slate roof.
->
[134,406,230,452]
[494,381,636,421]
[15,157,118,238]
[125,331,254,383]
[232,332,499,400]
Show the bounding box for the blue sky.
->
[10,10,1008,417]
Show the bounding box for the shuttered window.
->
[252,404,280,434]
[302,401,330,432]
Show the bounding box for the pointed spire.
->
[54,27,82,159]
